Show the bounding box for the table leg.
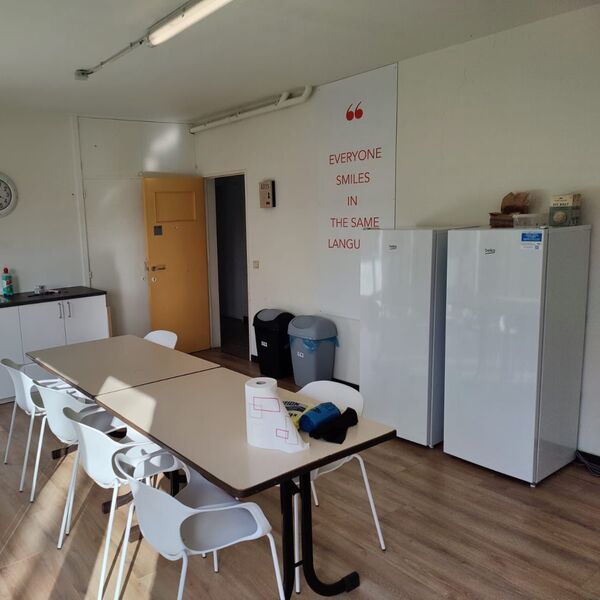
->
[165,469,184,495]
[279,475,360,599]
[51,444,77,460]
[299,472,360,595]
[128,525,142,542]
[280,480,297,600]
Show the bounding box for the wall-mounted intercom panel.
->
[259,180,276,208]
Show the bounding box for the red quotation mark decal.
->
[346,101,364,121]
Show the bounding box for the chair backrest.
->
[114,453,195,558]
[299,380,364,415]
[1,358,39,414]
[36,385,89,444]
[144,330,178,349]
[63,406,125,488]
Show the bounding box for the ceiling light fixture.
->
[75,0,234,80]
[147,0,235,47]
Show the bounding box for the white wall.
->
[194,104,336,361]
[195,4,600,454]
[394,6,600,455]
[0,109,84,291]
[78,117,196,336]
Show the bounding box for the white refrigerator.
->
[444,226,591,484]
[360,228,448,446]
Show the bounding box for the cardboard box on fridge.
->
[549,194,582,227]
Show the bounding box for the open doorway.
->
[212,175,249,358]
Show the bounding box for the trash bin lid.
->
[253,309,295,329]
[288,315,337,340]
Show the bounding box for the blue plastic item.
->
[299,402,341,433]
[288,335,339,353]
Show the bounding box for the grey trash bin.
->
[288,316,338,387]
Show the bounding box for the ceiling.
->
[1,0,598,123]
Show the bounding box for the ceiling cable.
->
[75,38,146,80]
[74,0,234,80]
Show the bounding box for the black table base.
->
[280,473,360,599]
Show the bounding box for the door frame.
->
[203,170,250,356]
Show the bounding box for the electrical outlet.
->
[253,260,260,269]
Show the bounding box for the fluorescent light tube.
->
[147,0,234,46]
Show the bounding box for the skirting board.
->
[251,354,359,390]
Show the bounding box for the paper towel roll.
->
[245,377,308,453]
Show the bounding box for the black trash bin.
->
[253,309,295,378]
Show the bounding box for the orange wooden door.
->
[143,176,210,353]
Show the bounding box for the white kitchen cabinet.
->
[1,291,109,401]
[19,300,67,356]
[0,307,24,400]
[64,296,109,344]
[20,296,109,354]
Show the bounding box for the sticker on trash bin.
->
[261,341,268,347]
[297,351,305,358]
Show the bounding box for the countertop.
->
[0,286,106,309]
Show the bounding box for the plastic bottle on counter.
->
[2,267,14,297]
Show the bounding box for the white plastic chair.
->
[294,381,386,592]
[144,330,178,349]
[1,358,53,498]
[113,452,284,600]
[63,407,180,599]
[36,384,125,547]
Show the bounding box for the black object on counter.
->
[309,407,358,444]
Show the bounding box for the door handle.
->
[58,302,63,319]
[67,301,72,318]
[150,265,167,271]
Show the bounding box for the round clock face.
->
[0,174,17,217]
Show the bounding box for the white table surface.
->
[96,367,396,497]
[27,335,219,397]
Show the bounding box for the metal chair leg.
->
[19,412,36,492]
[29,416,47,502]
[3,401,17,464]
[355,454,386,550]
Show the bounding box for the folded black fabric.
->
[309,408,358,444]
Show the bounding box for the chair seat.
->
[313,455,354,478]
[180,505,259,554]
[37,378,74,390]
[124,428,152,444]
[84,409,128,436]
[29,389,47,415]
[176,469,236,510]
[121,444,174,479]
[30,382,88,416]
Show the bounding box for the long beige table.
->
[27,335,219,397]
[96,367,396,599]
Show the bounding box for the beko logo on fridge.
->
[484,248,496,255]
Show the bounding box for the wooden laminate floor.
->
[0,353,599,599]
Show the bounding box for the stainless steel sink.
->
[26,289,67,298]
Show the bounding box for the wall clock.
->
[0,173,17,217]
